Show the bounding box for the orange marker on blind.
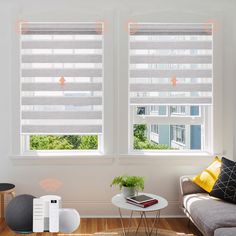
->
[59,76,65,87]
[95,20,108,34]
[204,19,218,34]
[126,21,139,35]
[16,20,29,34]
[171,75,177,87]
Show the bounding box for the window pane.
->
[30,135,98,150]
[133,124,202,150]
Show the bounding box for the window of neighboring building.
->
[170,106,186,116]
[129,23,213,152]
[20,22,104,153]
[171,125,186,146]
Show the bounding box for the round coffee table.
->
[0,183,15,218]
[112,193,168,236]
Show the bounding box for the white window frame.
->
[118,11,223,156]
[20,22,104,154]
[128,24,213,153]
[11,9,114,157]
[170,125,186,146]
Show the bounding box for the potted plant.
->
[111,175,144,198]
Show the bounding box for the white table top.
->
[112,193,168,212]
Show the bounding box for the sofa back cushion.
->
[210,157,236,203]
[192,157,221,192]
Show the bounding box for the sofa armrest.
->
[179,175,206,209]
[180,175,205,196]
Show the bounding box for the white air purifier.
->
[59,208,80,233]
[40,195,62,231]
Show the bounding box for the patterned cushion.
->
[210,157,236,203]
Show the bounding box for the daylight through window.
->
[129,23,213,151]
[20,22,104,152]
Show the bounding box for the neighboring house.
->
[139,105,201,150]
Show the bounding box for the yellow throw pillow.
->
[192,157,222,193]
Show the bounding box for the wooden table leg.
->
[0,194,4,219]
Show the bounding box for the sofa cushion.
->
[210,157,236,203]
[214,228,236,236]
[192,156,221,192]
[183,193,236,236]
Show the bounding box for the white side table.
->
[112,193,168,236]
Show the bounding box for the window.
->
[129,23,213,152]
[20,22,104,153]
[170,106,186,116]
[170,125,186,147]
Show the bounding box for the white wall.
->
[0,0,235,217]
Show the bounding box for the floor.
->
[0,218,202,236]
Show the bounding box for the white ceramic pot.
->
[122,186,136,198]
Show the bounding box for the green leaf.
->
[111,175,145,191]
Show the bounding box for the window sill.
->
[9,154,114,165]
[118,152,216,165]
[9,152,218,166]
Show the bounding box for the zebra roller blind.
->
[129,23,213,106]
[20,22,103,134]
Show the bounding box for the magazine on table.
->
[126,195,158,208]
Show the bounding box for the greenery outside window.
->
[30,135,98,150]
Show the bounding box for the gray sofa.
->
[180,176,236,236]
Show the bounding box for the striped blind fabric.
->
[20,22,103,134]
[129,23,213,106]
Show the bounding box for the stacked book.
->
[126,195,158,208]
